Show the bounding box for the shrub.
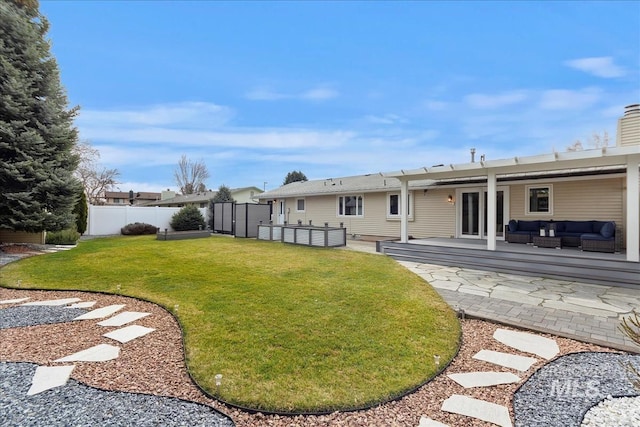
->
[74,190,88,235]
[46,228,80,245]
[121,222,159,235]
[170,205,206,231]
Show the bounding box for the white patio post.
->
[626,154,640,262]
[486,169,497,251]
[400,179,409,243]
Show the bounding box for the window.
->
[387,192,413,219]
[296,198,305,212]
[337,195,363,217]
[526,185,552,215]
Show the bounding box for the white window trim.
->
[525,184,553,216]
[386,191,413,220]
[336,194,364,217]
[295,198,306,213]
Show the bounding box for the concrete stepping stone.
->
[103,325,155,343]
[447,371,521,388]
[441,394,512,427]
[493,328,559,360]
[67,301,96,309]
[97,311,150,327]
[73,304,125,320]
[473,349,538,372]
[55,344,120,362]
[0,297,30,304]
[22,298,81,307]
[27,365,75,396]
[418,416,449,427]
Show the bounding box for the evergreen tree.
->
[283,170,308,185]
[212,185,235,203]
[0,0,82,233]
[74,190,88,235]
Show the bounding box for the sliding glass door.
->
[458,187,508,239]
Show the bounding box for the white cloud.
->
[78,102,233,128]
[244,88,288,101]
[423,100,448,111]
[538,87,602,110]
[464,90,528,109]
[364,114,408,125]
[245,85,339,101]
[564,57,626,78]
[84,126,354,150]
[300,87,339,100]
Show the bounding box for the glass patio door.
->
[461,191,480,237]
[458,188,508,239]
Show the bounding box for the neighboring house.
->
[104,191,161,205]
[229,186,264,204]
[259,104,640,263]
[140,187,264,208]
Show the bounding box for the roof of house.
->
[141,187,264,206]
[140,191,217,206]
[259,146,639,200]
[383,145,640,181]
[105,191,161,201]
[257,175,435,199]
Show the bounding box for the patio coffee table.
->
[533,235,562,249]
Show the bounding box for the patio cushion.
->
[599,221,615,239]
[508,220,518,232]
[564,221,592,233]
[581,233,611,241]
[553,222,566,232]
[518,220,540,232]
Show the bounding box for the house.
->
[141,186,264,208]
[104,191,161,205]
[258,104,640,264]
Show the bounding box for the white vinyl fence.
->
[87,205,209,236]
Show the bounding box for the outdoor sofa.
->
[506,220,616,253]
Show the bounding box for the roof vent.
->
[624,103,640,116]
[616,103,640,147]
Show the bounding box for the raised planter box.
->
[257,224,346,247]
[156,229,211,241]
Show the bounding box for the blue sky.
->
[40,1,639,193]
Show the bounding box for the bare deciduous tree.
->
[73,140,120,205]
[174,155,210,195]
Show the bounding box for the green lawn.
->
[0,236,460,413]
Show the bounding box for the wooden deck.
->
[378,238,640,289]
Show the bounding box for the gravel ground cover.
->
[513,352,640,427]
[0,306,86,329]
[1,288,630,427]
[0,361,234,427]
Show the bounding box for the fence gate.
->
[212,202,234,234]
[235,203,272,238]
[211,202,272,237]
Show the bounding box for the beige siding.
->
[509,178,624,224]
[409,189,456,238]
[0,230,46,244]
[281,177,629,241]
[281,193,409,238]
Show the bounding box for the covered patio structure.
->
[383,145,640,264]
